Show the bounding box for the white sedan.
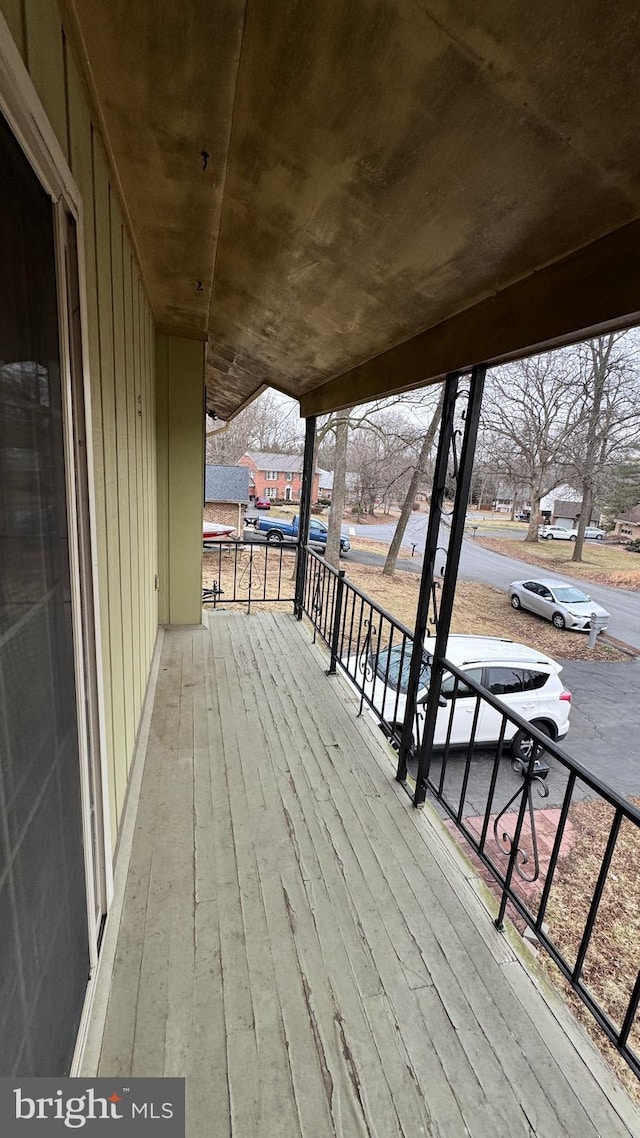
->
[509,578,610,632]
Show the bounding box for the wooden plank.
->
[97,628,180,1074]
[130,630,193,1076]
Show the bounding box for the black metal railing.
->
[301,545,640,1079]
[202,538,296,613]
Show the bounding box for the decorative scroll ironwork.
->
[424,382,472,632]
[357,618,378,682]
[493,759,550,883]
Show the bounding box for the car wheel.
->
[511,721,552,763]
[510,594,521,610]
[266,531,283,543]
[595,533,603,540]
[552,612,566,629]
[570,534,576,541]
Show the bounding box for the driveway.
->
[399,660,640,817]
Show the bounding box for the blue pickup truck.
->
[252,514,351,554]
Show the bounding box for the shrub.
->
[624,538,640,554]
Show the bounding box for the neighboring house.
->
[539,484,581,521]
[204,465,250,533]
[317,469,359,503]
[551,500,582,529]
[613,504,640,539]
[238,451,320,503]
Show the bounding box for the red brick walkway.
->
[445,808,577,924]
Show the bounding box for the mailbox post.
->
[588,612,609,649]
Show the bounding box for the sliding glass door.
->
[0,110,90,1075]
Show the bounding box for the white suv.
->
[538,524,576,541]
[351,635,571,761]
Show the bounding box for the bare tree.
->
[324,416,348,569]
[319,392,437,563]
[482,354,582,542]
[567,334,640,561]
[205,389,302,464]
[382,388,444,576]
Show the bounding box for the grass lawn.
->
[474,535,640,591]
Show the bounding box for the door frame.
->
[0,10,113,1066]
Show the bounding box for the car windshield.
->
[310,520,327,532]
[552,586,589,603]
[374,644,431,692]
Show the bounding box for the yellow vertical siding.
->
[1,2,160,838]
[156,335,205,626]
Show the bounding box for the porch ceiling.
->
[67,1,640,416]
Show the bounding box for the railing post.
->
[295,414,317,619]
[327,570,346,675]
[397,373,459,781]
[413,364,486,806]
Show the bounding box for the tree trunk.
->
[382,391,444,576]
[325,416,348,569]
[525,495,541,542]
[572,481,593,563]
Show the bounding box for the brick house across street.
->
[238,451,320,503]
[204,465,250,533]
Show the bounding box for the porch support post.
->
[155,334,205,625]
[413,364,486,806]
[294,415,317,618]
[397,373,459,781]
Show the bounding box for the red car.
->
[255,497,271,509]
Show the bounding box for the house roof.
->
[553,500,582,517]
[539,485,581,512]
[317,470,358,492]
[616,504,640,524]
[244,452,306,474]
[205,465,250,503]
[67,2,640,419]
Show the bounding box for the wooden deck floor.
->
[85,612,639,1137]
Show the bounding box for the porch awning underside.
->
[68,0,640,416]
